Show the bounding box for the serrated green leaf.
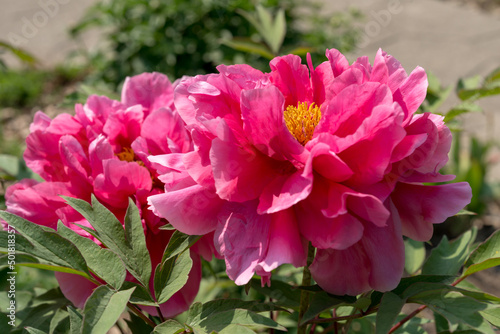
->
[422,229,476,276]
[154,250,193,304]
[67,306,83,334]
[64,196,151,288]
[301,292,354,325]
[151,319,185,334]
[161,231,201,262]
[57,221,126,289]
[0,211,90,278]
[466,229,500,267]
[376,292,406,334]
[81,286,135,334]
[405,239,426,274]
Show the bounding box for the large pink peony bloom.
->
[148,49,472,295]
[6,72,210,316]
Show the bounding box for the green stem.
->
[128,302,156,328]
[297,242,315,334]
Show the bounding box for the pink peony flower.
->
[148,49,472,295]
[6,72,211,316]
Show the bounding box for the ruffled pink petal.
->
[93,159,152,209]
[307,142,353,182]
[211,138,279,203]
[240,86,305,160]
[325,48,350,77]
[103,105,144,151]
[148,183,223,235]
[257,167,313,214]
[88,135,115,179]
[310,204,404,295]
[270,54,313,107]
[370,48,408,93]
[121,72,174,114]
[391,182,472,241]
[215,201,270,285]
[217,64,268,90]
[295,181,364,250]
[256,209,306,272]
[59,135,91,182]
[393,66,428,124]
[55,272,97,309]
[6,181,73,229]
[140,108,191,155]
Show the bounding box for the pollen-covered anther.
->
[284,101,321,145]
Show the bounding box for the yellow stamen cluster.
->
[284,102,321,145]
[116,147,136,162]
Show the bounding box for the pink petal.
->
[257,209,306,272]
[240,86,305,161]
[370,48,408,93]
[310,204,404,295]
[55,272,97,309]
[121,72,174,114]
[215,201,270,285]
[270,54,313,107]
[88,135,115,179]
[391,182,472,241]
[211,138,279,203]
[257,168,313,214]
[394,66,428,124]
[325,48,350,77]
[217,64,268,89]
[59,135,91,182]
[307,142,353,182]
[103,105,144,151]
[147,183,223,235]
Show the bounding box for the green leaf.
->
[151,319,185,334]
[404,239,426,274]
[434,311,450,333]
[376,292,406,334]
[422,229,476,276]
[189,307,285,333]
[0,41,37,65]
[154,250,193,304]
[64,196,151,288]
[0,154,19,176]
[221,38,274,60]
[81,285,135,334]
[57,221,126,289]
[465,229,500,267]
[444,102,482,122]
[121,281,157,306]
[463,258,500,279]
[67,306,83,334]
[484,67,500,84]
[249,278,301,309]
[161,230,201,262]
[49,308,69,334]
[0,211,90,278]
[24,327,48,334]
[186,299,287,333]
[480,306,500,328]
[301,292,354,325]
[124,312,154,333]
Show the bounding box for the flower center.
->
[284,101,321,145]
[116,147,136,162]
